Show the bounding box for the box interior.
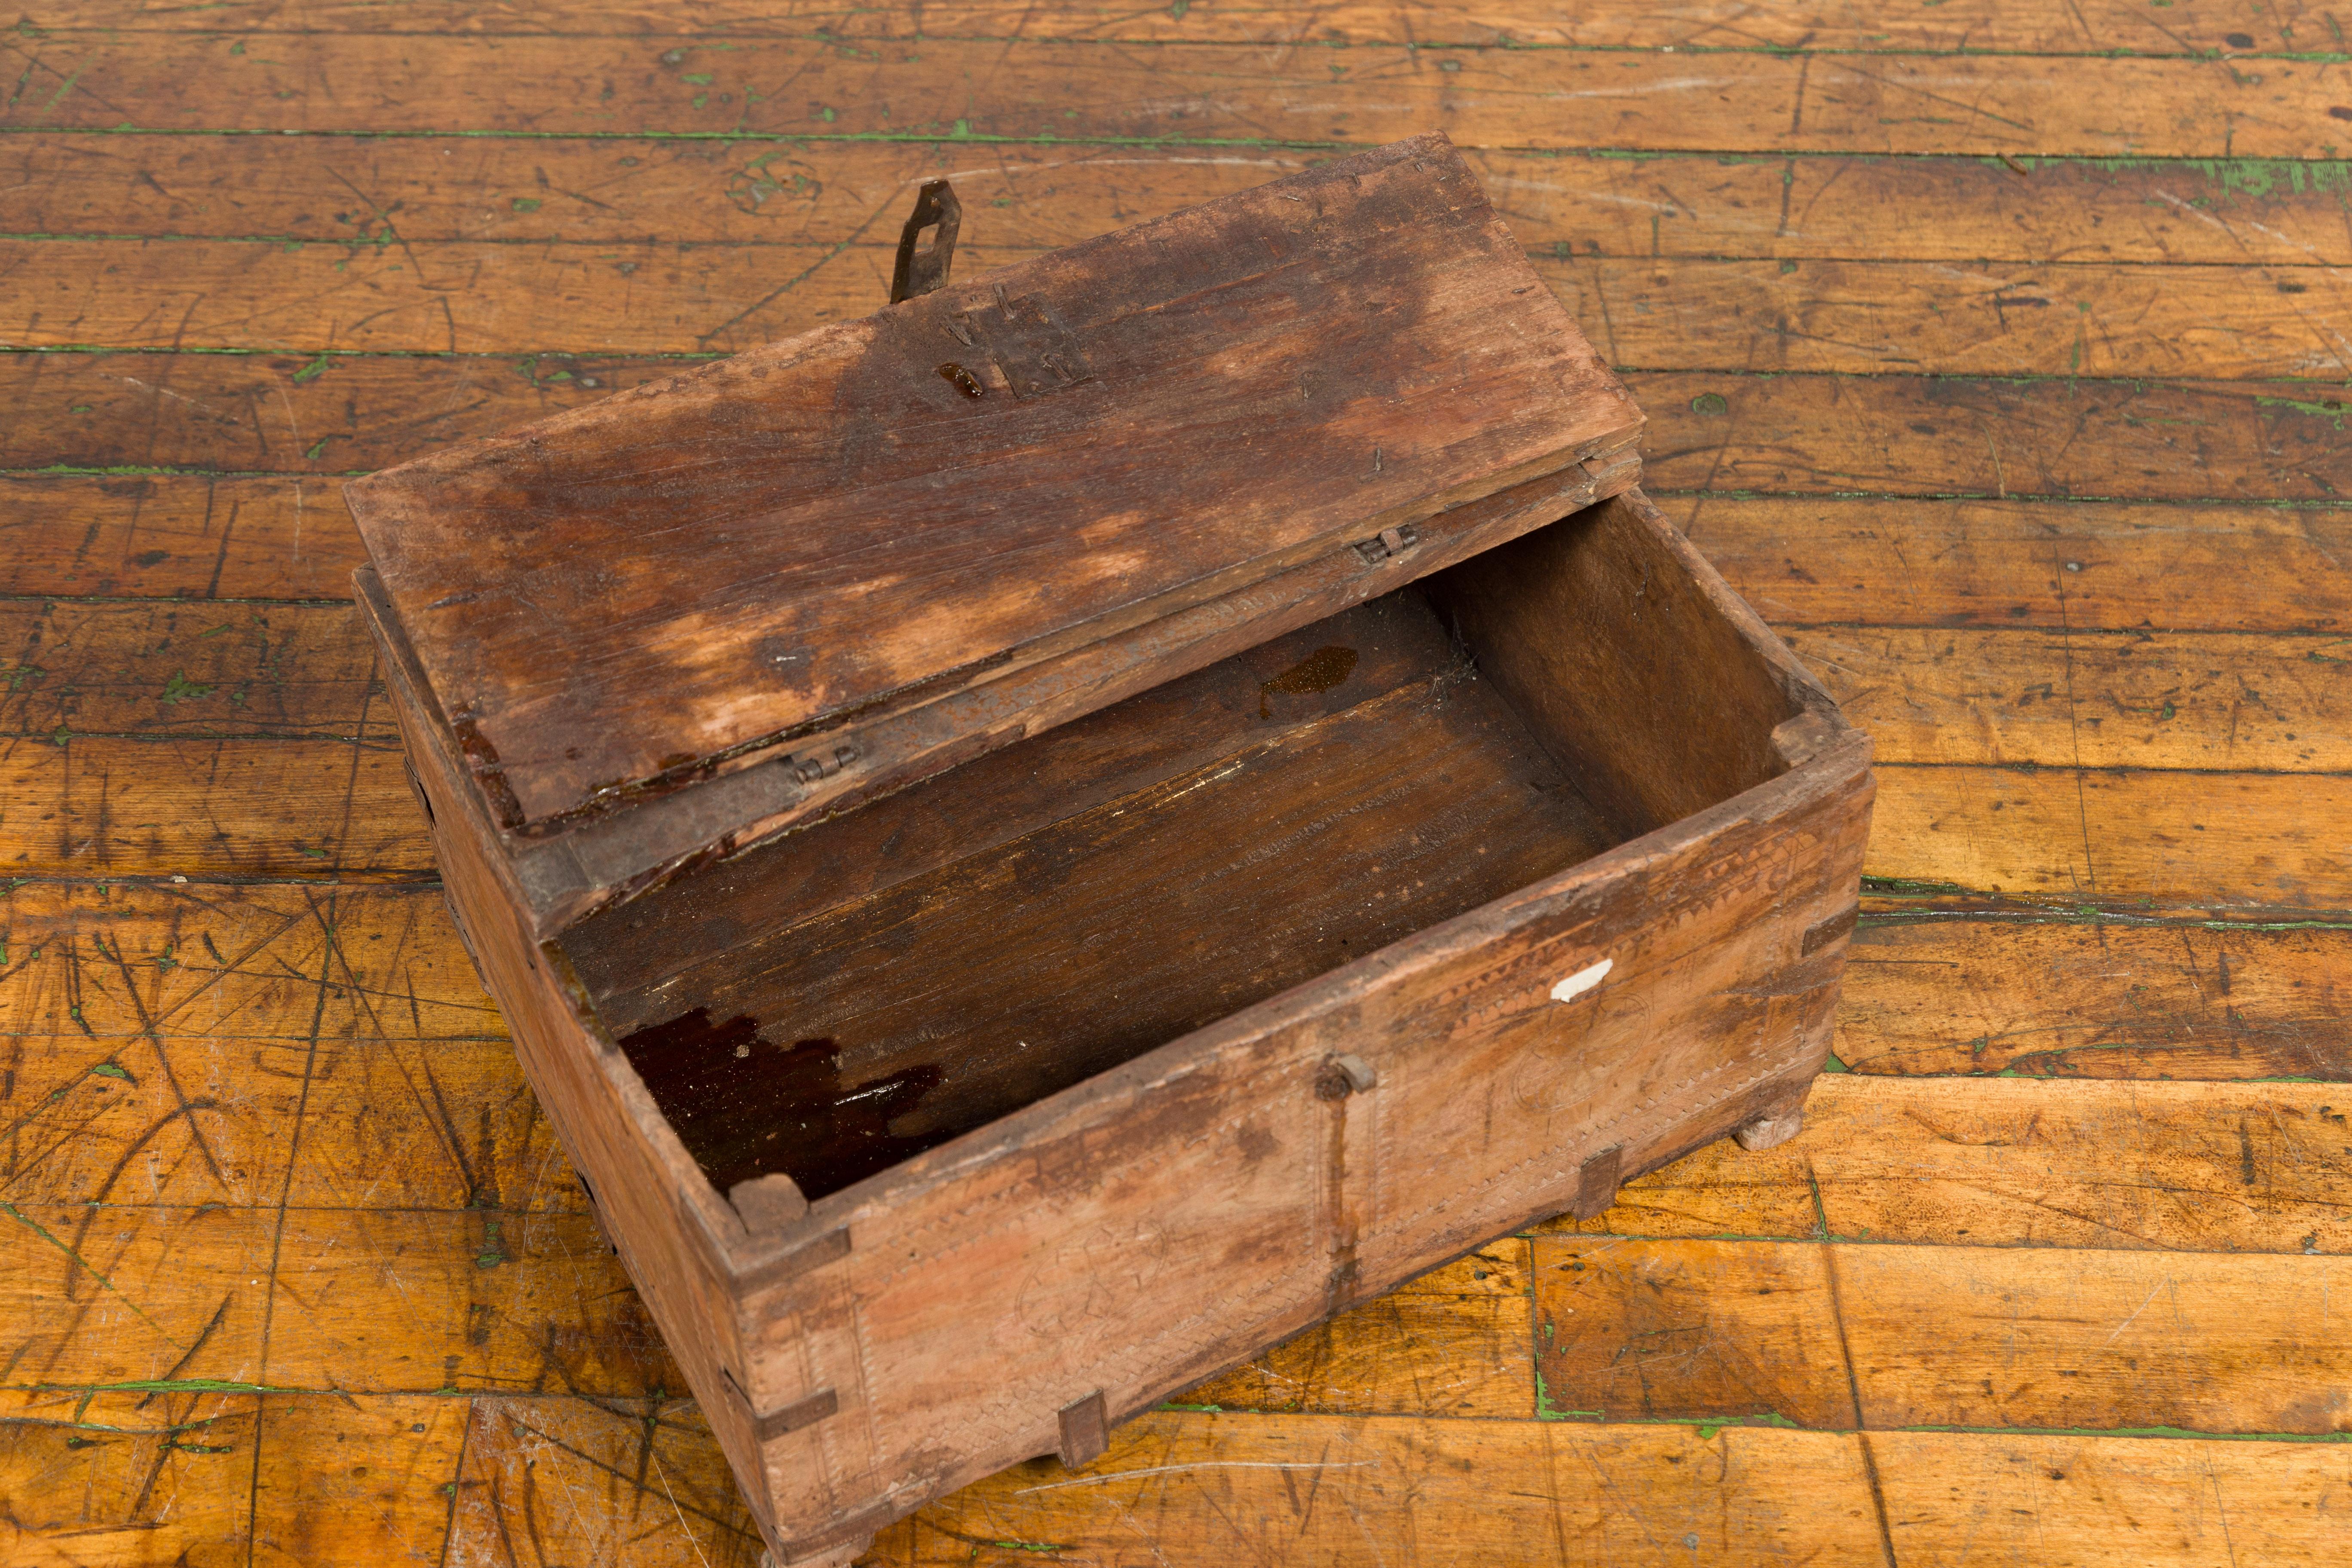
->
[558,496,1802,1205]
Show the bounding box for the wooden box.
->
[346,136,1872,1564]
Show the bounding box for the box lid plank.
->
[346,133,1641,835]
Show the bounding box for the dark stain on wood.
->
[1259,645,1358,718]
[617,1007,947,1199]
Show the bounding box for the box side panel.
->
[359,597,812,1544]
[1425,487,1816,840]
[1632,484,1851,732]
[1355,744,1873,1291]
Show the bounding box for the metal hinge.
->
[1352,523,1420,564]
[790,744,859,785]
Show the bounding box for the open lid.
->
[349,133,1642,872]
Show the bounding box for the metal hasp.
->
[890,179,962,303]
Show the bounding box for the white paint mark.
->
[2102,1276,2171,1346]
[2150,189,2240,241]
[1550,958,1613,1004]
[116,375,227,418]
[1530,76,1738,102]
[649,1450,715,1568]
[908,154,1301,190]
[1155,760,1247,807]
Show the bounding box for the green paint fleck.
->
[2,1206,187,1350]
[290,352,331,384]
[2256,394,2348,430]
[304,438,330,459]
[1779,259,1798,274]
[820,107,836,123]
[1534,1366,1600,1421]
[90,1062,130,1081]
[1859,875,1970,897]
[475,1221,507,1269]
[1170,0,1189,15]
[511,197,541,212]
[1820,1053,1851,1073]
[680,73,713,85]
[69,404,91,413]
[297,846,328,859]
[1895,1419,2352,1444]
[36,1378,293,1396]
[160,671,216,704]
[1695,1412,1801,1440]
[1690,392,1729,415]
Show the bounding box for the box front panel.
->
[753,1050,1339,1542]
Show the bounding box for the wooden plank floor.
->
[5,3,2349,1562]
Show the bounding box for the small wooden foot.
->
[1732,1105,1804,1152]
[762,1536,871,1568]
[1566,1144,1623,1219]
[1058,1388,1110,1469]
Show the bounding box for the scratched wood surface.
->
[4,3,2349,1563]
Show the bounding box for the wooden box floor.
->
[4,4,2349,1564]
